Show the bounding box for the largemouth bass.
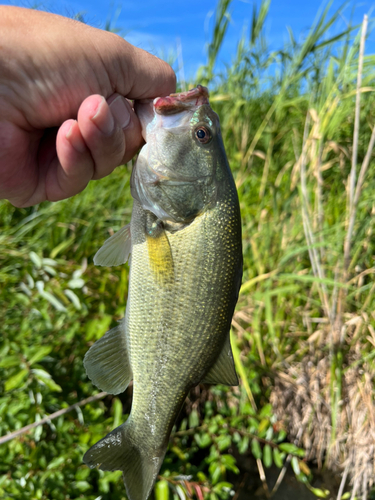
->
[83,85,242,500]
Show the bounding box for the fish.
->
[82,85,243,500]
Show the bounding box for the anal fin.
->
[84,321,132,395]
[202,334,238,386]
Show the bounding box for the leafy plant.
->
[1,1,375,499]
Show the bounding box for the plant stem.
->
[344,14,368,272]
[0,392,107,445]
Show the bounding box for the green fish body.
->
[83,86,242,500]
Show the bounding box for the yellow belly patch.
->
[146,228,174,286]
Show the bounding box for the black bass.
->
[83,86,242,500]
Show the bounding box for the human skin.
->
[0,6,176,207]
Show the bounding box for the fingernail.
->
[109,96,132,129]
[66,121,86,153]
[92,96,115,136]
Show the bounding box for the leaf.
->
[32,369,62,392]
[0,342,10,358]
[194,484,204,500]
[47,456,65,469]
[251,438,262,459]
[0,355,22,369]
[305,484,330,498]
[50,237,75,259]
[258,418,270,434]
[112,398,123,430]
[259,403,272,417]
[263,444,272,468]
[278,273,348,289]
[29,251,42,269]
[197,472,207,482]
[189,409,199,428]
[28,346,53,365]
[210,464,222,485]
[299,460,311,476]
[175,484,186,500]
[73,269,83,279]
[75,406,84,425]
[64,289,81,310]
[279,443,305,457]
[85,315,113,341]
[5,369,28,391]
[216,435,231,451]
[291,456,300,475]
[212,482,234,494]
[36,281,67,312]
[67,278,85,289]
[221,455,239,474]
[75,468,90,481]
[155,480,169,500]
[43,265,56,276]
[171,446,186,461]
[231,331,256,410]
[276,429,287,442]
[72,481,91,492]
[41,258,58,267]
[273,448,284,468]
[34,414,43,442]
[238,435,249,454]
[195,433,212,448]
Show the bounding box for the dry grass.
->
[270,313,375,497]
[264,16,375,498]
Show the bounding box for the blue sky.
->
[3,0,374,79]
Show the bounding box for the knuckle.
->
[91,131,125,179]
[163,63,177,92]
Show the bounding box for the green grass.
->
[1,1,375,499]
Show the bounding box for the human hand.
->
[0,7,176,207]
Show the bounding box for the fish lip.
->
[168,85,209,101]
[153,85,209,115]
[134,85,210,139]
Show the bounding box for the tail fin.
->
[83,421,165,500]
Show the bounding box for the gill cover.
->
[131,86,220,223]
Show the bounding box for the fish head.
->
[132,86,228,224]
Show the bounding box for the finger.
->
[76,94,142,180]
[119,42,177,100]
[51,119,94,200]
[0,120,41,207]
[46,93,143,202]
[107,94,144,168]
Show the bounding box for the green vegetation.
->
[1,1,375,499]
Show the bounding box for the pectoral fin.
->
[202,334,238,386]
[94,224,131,267]
[146,222,174,286]
[84,321,132,395]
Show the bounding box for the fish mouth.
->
[135,85,210,140]
[153,85,209,115]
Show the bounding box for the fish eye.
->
[194,126,212,144]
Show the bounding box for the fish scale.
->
[83,86,242,500]
[128,196,241,448]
